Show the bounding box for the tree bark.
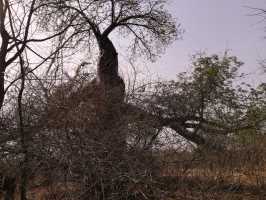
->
[0,28,9,110]
[0,70,5,109]
[94,35,126,159]
[124,103,225,151]
[97,36,119,84]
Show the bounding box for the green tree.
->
[132,52,265,150]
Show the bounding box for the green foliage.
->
[135,52,265,148]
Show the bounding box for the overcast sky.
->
[147,0,266,85]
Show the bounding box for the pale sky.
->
[148,0,266,85]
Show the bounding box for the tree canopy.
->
[37,0,180,60]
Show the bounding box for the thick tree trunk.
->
[96,36,125,104]
[95,35,126,158]
[82,35,127,199]
[96,35,125,114]
[97,36,119,83]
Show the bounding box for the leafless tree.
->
[0,0,79,111]
[0,1,84,199]
[37,0,180,102]
[1,1,180,199]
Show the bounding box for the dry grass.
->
[1,137,266,200]
[159,136,266,199]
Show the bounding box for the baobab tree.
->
[30,1,180,198]
[37,0,179,101]
[37,0,180,153]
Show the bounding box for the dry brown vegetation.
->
[0,1,265,200]
[1,136,265,200]
[159,136,266,200]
